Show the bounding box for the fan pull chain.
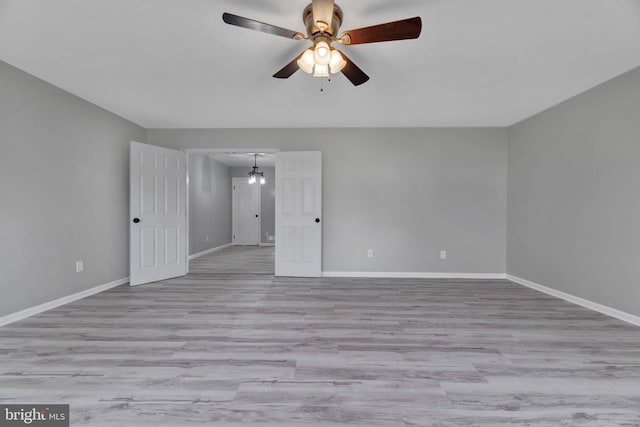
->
[320,77,331,93]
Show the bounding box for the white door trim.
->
[183,148,278,259]
[232,177,261,246]
[184,151,190,273]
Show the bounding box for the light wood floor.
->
[1,246,639,426]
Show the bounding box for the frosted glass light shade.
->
[260,177,266,185]
[314,41,331,66]
[297,49,315,74]
[329,50,346,74]
[313,64,329,77]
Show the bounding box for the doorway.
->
[185,150,277,276]
[130,145,323,285]
[184,150,323,277]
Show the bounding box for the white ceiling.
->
[1,0,639,128]
[207,152,275,168]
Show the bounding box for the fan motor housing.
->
[303,3,343,37]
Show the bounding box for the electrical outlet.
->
[367,249,374,258]
[75,260,84,273]
[440,251,447,260]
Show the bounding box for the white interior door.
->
[233,178,261,245]
[130,141,187,286]
[275,151,322,277]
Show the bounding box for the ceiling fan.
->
[222,0,422,86]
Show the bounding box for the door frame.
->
[182,148,325,277]
[232,177,261,246]
[183,149,278,264]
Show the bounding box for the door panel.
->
[140,227,157,268]
[165,177,179,214]
[165,227,179,264]
[130,141,187,286]
[275,151,322,277]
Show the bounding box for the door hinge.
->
[233,235,235,240]
[233,185,235,190]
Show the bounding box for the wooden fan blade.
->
[340,17,422,45]
[312,0,334,31]
[222,13,304,40]
[335,50,370,86]
[273,52,305,79]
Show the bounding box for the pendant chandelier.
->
[248,154,266,185]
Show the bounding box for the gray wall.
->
[507,67,640,317]
[5,51,637,320]
[148,128,508,274]
[0,61,146,317]
[189,155,232,255]
[230,167,275,244]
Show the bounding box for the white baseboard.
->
[322,271,507,280]
[506,274,640,327]
[0,277,129,327]
[188,243,232,260]
[259,243,275,247]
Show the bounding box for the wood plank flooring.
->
[1,246,639,426]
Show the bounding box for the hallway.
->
[190,245,274,276]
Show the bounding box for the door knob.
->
[315,218,320,223]
[255,214,259,218]
[133,218,141,224]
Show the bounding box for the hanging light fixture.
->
[247,154,266,185]
[296,39,347,78]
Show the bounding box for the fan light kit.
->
[223,1,422,86]
[297,41,346,77]
[248,154,266,185]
